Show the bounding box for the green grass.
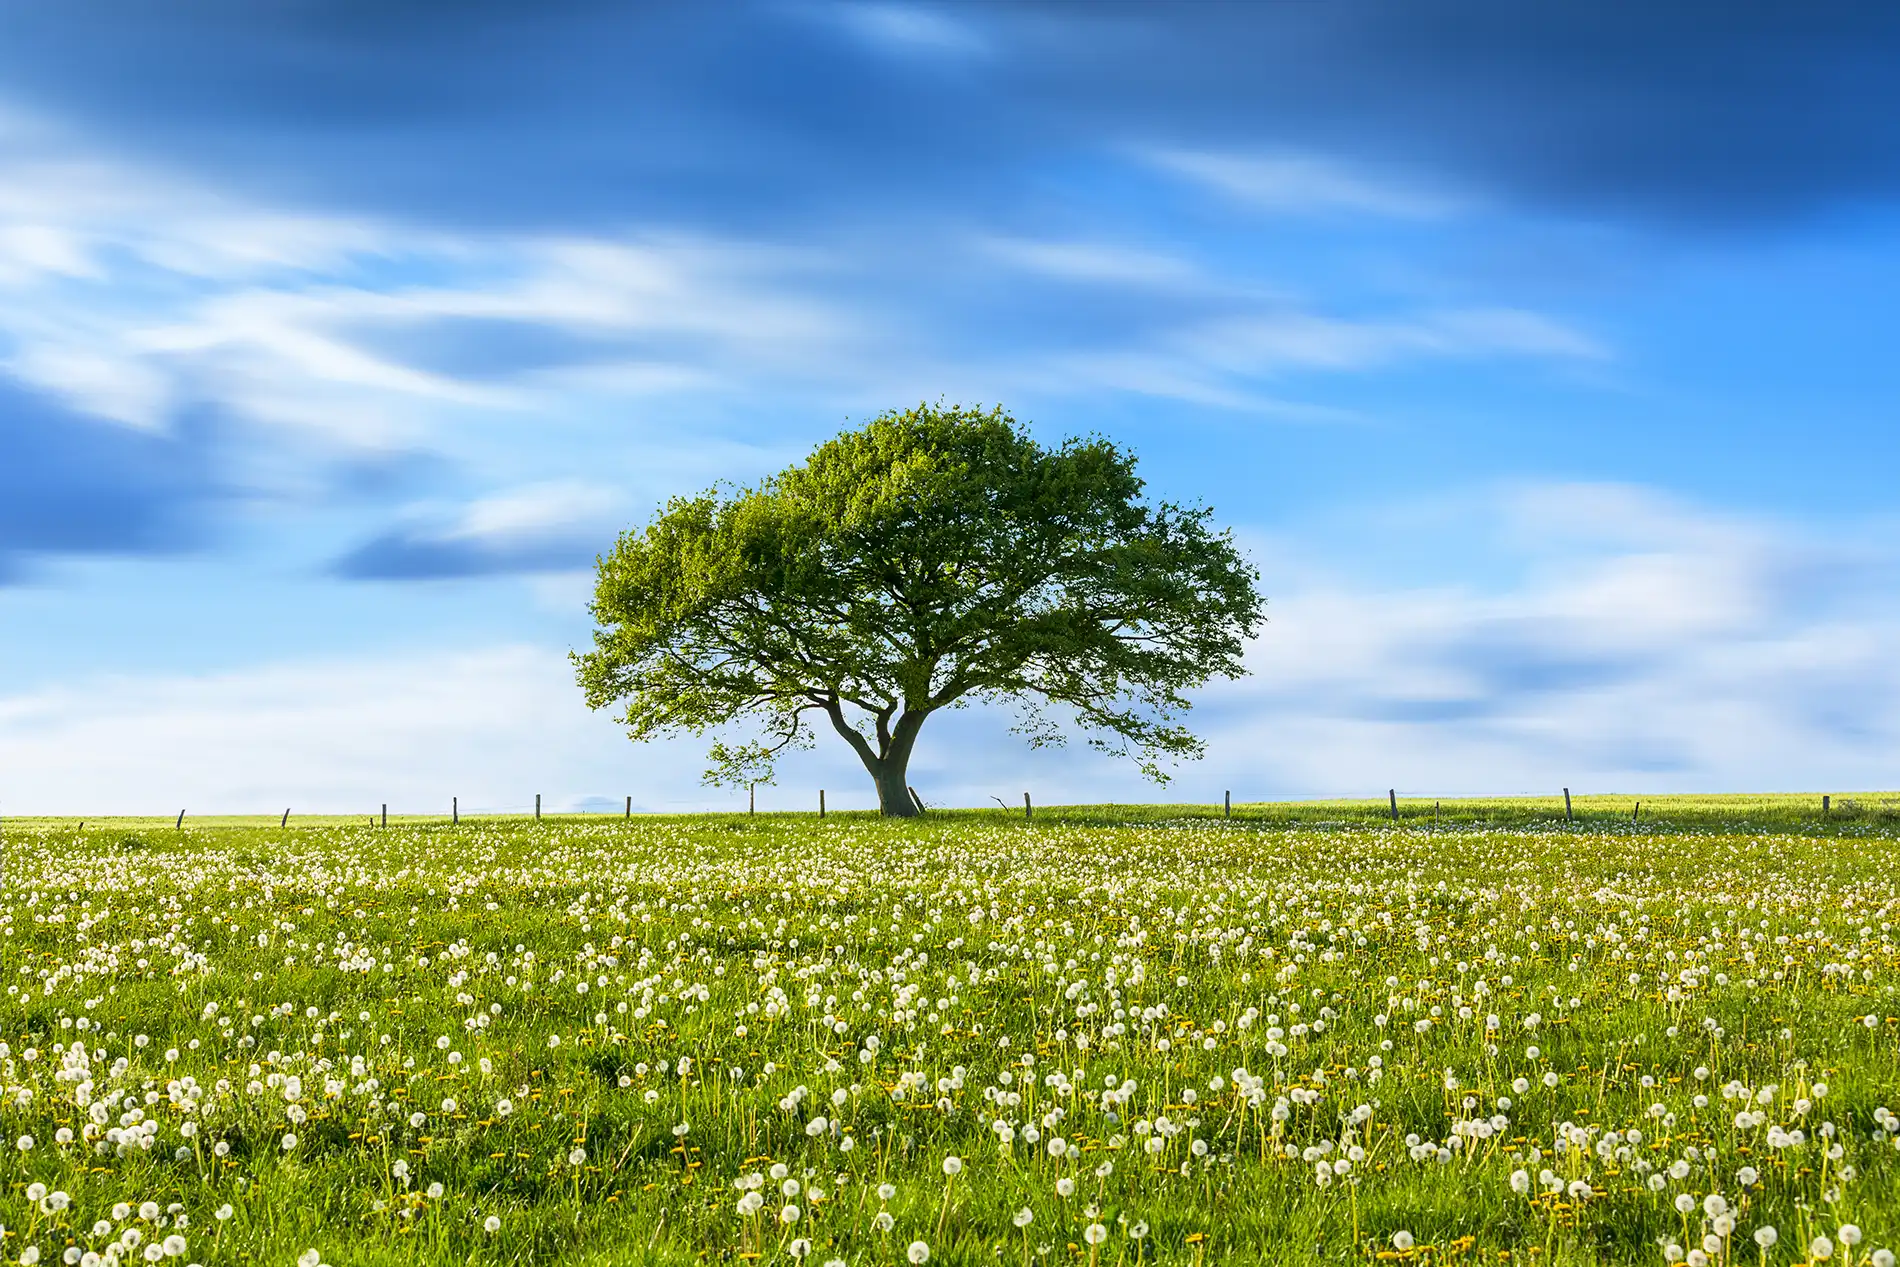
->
[2,800,1898,1265]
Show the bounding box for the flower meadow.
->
[2,810,1898,1265]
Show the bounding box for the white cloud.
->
[1183,307,1606,374]
[0,105,412,434]
[0,105,385,280]
[976,237,1208,289]
[985,304,1602,418]
[1185,484,1900,798]
[333,480,629,579]
[1003,348,1369,420]
[5,343,175,431]
[0,223,97,281]
[450,481,621,541]
[100,234,862,444]
[0,99,865,443]
[825,3,989,57]
[1142,148,1459,219]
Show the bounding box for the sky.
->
[4,1,1900,815]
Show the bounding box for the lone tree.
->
[576,403,1264,816]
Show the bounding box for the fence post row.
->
[46,790,1862,829]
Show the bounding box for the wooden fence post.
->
[625,795,631,819]
[1224,790,1231,818]
[819,789,826,818]
[535,794,541,822]
[1388,789,1398,822]
[1563,787,1572,822]
[453,796,459,825]
[281,808,290,828]
[1024,791,1032,822]
[176,809,185,830]
[1823,794,1830,816]
[381,804,387,829]
[1632,800,1640,823]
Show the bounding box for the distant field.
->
[2,806,1897,1264]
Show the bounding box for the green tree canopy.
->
[576,403,1264,816]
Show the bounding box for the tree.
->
[575,403,1264,816]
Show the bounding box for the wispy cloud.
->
[1142,148,1459,219]
[976,237,1209,289]
[1182,307,1607,374]
[820,3,990,58]
[1185,484,1900,796]
[996,304,1604,419]
[0,101,869,443]
[5,224,865,444]
[333,481,623,580]
[0,106,384,283]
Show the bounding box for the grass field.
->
[3,797,1898,1265]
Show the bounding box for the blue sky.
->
[4,2,1900,813]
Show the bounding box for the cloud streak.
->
[334,481,623,580]
[1141,149,1458,219]
[819,3,992,58]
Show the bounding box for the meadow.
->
[2,796,1897,1265]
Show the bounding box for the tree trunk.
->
[825,701,928,817]
[862,710,925,817]
[870,757,920,818]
